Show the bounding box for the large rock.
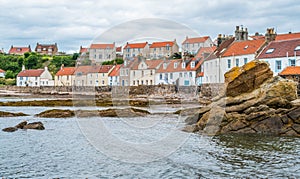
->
[2,127,18,132]
[0,111,28,117]
[184,60,300,137]
[23,122,45,130]
[35,109,75,118]
[225,60,273,97]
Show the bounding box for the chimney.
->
[217,34,222,47]
[265,28,277,43]
[44,66,48,71]
[235,25,248,41]
[22,65,25,71]
[61,64,64,70]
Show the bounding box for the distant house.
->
[123,42,149,60]
[109,64,121,86]
[257,38,300,76]
[17,66,54,87]
[182,36,214,56]
[116,46,122,58]
[149,40,179,59]
[130,59,163,86]
[0,69,5,78]
[79,46,88,55]
[55,65,76,86]
[89,43,116,63]
[8,45,31,55]
[73,65,114,86]
[279,66,300,83]
[35,43,58,56]
[155,59,200,86]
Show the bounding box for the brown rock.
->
[251,116,283,134]
[23,122,45,130]
[202,106,226,135]
[225,60,273,97]
[36,109,75,118]
[2,127,18,132]
[0,111,28,117]
[182,125,199,133]
[287,107,300,124]
[15,121,28,129]
[291,124,300,133]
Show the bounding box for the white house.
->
[182,36,214,56]
[155,59,199,86]
[17,66,54,87]
[257,38,300,75]
[108,64,121,86]
[0,69,5,78]
[149,40,179,59]
[203,39,265,84]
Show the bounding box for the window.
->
[191,62,195,68]
[170,73,173,79]
[141,80,144,85]
[227,59,231,69]
[179,73,182,77]
[102,73,105,77]
[150,70,153,76]
[142,71,144,77]
[67,75,69,80]
[182,62,186,69]
[99,54,102,59]
[235,58,239,67]
[126,48,130,53]
[184,72,187,78]
[90,81,92,85]
[102,80,105,85]
[289,59,296,66]
[189,72,192,77]
[184,80,190,86]
[159,74,163,80]
[48,48,52,52]
[174,63,178,68]
[133,71,135,77]
[94,54,96,59]
[166,44,170,51]
[266,48,275,54]
[275,60,282,72]
[154,48,156,51]
[164,73,168,81]
[244,58,248,65]
[146,80,148,85]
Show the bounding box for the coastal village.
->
[0,26,300,89]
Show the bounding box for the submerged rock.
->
[0,111,28,117]
[15,121,28,129]
[184,60,300,137]
[35,109,75,118]
[2,127,18,132]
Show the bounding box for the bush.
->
[5,79,16,86]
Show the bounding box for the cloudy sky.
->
[0,0,299,53]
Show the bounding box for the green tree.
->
[5,70,15,79]
[25,54,39,69]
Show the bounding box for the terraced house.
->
[123,42,149,60]
[181,36,214,56]
[17,66,54,87]
[149,40,179,59]
[55,65,76,86]
[89,43,116,63]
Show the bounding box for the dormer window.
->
[182,62,186,69]
[191,61,195,68]
[266,48,275,54]
[17,48,21,51]
[163,63,167,69]
[294,46,300,51]
[43,48,46,51]
[244,45,249,49]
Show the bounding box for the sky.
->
[0,0,299,54]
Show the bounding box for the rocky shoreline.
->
[183,60,300,137]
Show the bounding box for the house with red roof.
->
[17,66,53,87]
[149,40,179,59]
[123,42,149,60]
[79,46,88,54]
[257,38,300,75]
[72,65,114,86]
[89,43,116,63]
[155,59,201,86]
[108,64,121,86]
[8,45,31,55]
[182,36,214,56]
[0,69,6,78]
[55,65,76,86]
[130,58,163,86]
[35,43,58,56]
[279,66,300,84]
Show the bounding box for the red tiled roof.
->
[109,65,121,77]
[182,36,210,44]
[131,59,163,70]
[257,38,300,59]
[206,38,235,61]
[222,39,265,57]
[150,41,174,48]
[56,67,76,76]
[124,42,147,49]
[99,65,114,73]
[0,69,5,73]
[116,46,122,52]
[90,43,115,49]
[276,32,300,41]
[36,43,57,50]
[195,47,216,59]
[18,69,44,77]
[74,65,114,75]
[9,46,31,55]
[79,47,88,53]
[279,66,300,76]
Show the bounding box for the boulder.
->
[15,121,28,129]
[183,60,300,137]
[23,122,45,130]
[2,127,18,132]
